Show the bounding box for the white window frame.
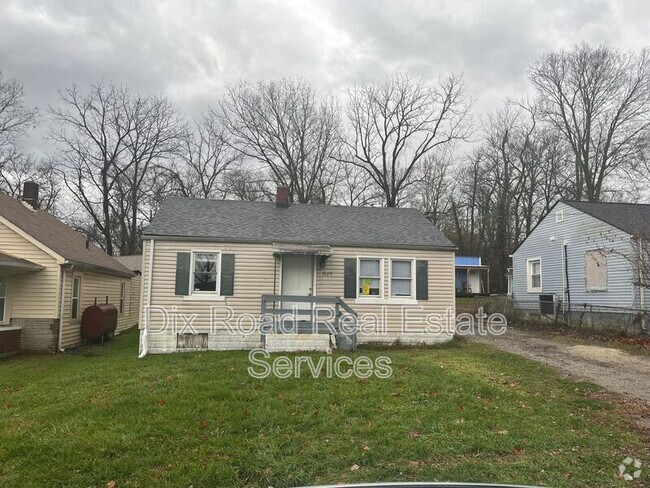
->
[0,274,7,324]
[555,210,564,223]
[526,258,542,293]
[190,251,222,296]
[585,249,608,292]
[356,257,383,299]
[119,282,127,315]
[389,258,416,299]
[71,275,82,321]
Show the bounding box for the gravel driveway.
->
[471,328,650,405]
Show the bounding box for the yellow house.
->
[139,187,457,355]
[0,184,137,356]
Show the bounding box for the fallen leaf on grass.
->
[350,464,360,471]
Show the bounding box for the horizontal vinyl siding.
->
[60,270,138,349]
[143,240,277,329]
[513,202,635,311]
[0,221,60,320]
[143,240,455,351]
[316,247,455,335]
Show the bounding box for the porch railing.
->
[260,294,358,339]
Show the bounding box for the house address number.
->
[318,271,333,277]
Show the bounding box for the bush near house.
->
[0,329,647,487]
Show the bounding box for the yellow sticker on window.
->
[361,278,371,295]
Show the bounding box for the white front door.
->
[281,255,314,315]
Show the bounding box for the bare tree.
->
[222,166,273,202]
[451,102,573,292]
[410,145,456,227]
[530,43,650,201]
[332,163,381,207]
[159,112,241,199]
[50,83,184,255]
[342,73,470,207]
[220,78,341,204]
[0,157,61,212]
[0,71,38,193]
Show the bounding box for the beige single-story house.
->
[113,254,143,336]
[0,183,137,356]
[139,187,456,355]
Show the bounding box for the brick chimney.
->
[22,181,39,209]
[276,185,290,208]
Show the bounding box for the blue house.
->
[511,201,649,326]
[455,256,490,296]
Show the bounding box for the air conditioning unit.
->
[539,294,555,315]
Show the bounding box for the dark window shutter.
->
[175,252,191,296]
[416,260,429,300]
[344,258,357,299]
[220,254,235,296]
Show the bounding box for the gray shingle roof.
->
[563,200,650,236]
[144,197,456,250]
[114,255,143,273]
[0,192,133,277]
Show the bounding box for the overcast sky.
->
[2,0,650,154]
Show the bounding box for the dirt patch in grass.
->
[472,327,650,406]
[508,319,650,355]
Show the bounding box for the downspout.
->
[57,264,72,352]
[639,238,646,332]
[138,238,154,358]
[563,241,571,326]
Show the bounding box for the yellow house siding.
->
[59,269,139,349]
[143,239,455,353]
[0,221,60,320]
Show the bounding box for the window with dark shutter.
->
[174,252,191,296]
[344,258,357,299]
[220,254,235,296]
[415,260,428,300]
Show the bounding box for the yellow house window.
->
[119,282,126,315]
[0,275,7,323]
[71,276,82,320]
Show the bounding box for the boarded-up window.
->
[585,250,607,291]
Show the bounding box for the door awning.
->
[0,252,44,273]
[272,244,333,256]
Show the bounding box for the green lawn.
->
[0,329,647,487]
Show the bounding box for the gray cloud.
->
[1,0,648,154]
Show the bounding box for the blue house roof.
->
[455,256,482,266]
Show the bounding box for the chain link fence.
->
[457,295,649,336]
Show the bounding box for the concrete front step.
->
[264,333,333,353]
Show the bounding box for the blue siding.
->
[512,202,636,311]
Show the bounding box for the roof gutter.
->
[140,234,457,252]
[138,238,154,359]
[64,259,134,278]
